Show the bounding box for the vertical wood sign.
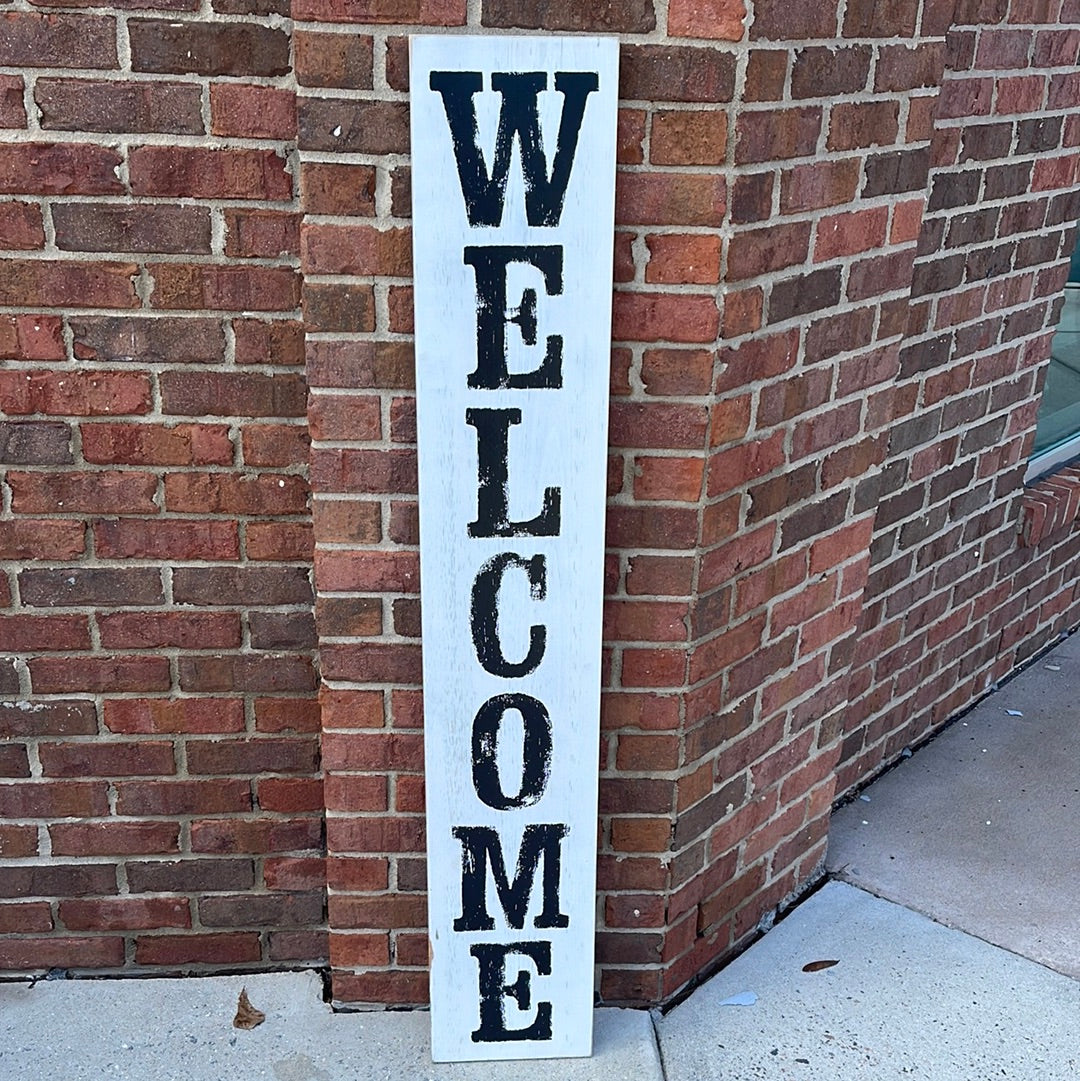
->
[410,34,618,1063]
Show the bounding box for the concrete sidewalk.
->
[2,637,1077,1080]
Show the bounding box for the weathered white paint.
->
[410,34,618,1064]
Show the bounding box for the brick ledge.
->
[1019,465,1080,547]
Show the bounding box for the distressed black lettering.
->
[470,941,553,1044]
[453,823,569,932]
[429,70,599,228]
[466,407,561,538]
[470,553,548,678]
[464,245,563,390]
[471,693,552,810]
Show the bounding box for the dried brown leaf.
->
[233,987,266,1029]
[802,959,840,973]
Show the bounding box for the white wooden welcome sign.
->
[410,35,618,1063]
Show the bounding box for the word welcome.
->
[411,35,617,1063]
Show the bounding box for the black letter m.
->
[453,824,570,932]
[429,71,598,228]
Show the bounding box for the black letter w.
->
[429,71,599,228]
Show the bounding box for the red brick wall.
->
[840,0,1080,793]
[2,0,1079,1010]
[0,5,324,971]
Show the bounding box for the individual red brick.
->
[320,643,422,685]
[224,210,300,260]
[150,264,300,312]
[0,903,52,934]
[264,856,326,892]
[0,314,65,360]
[0,744,30,777]
[53,204,211,254]
[650,109,728,166]
[0,260,138,308]
[159,370,306,418]
[29,657,171,694]
[50,821,176,856]
[9,471,157,515]
[814,205,889,262]
[165,472,308,515]
[937,77,994,120]
[645,234,721,285]
[736,107,821,163]
[129,20,289,77]
[130,147,291,200]
[294,31,373,88]
[245,522,314,562]
[996,74,1046,115]
[192,817,320,855]
[667,0,745,40]
[211,84,296,139]
[172,566,312,607]
[727,221,810,280]
[93,520,238,561]
[482,0,654,31]
[0,780,108,818]
[258,777,324,814]
[314,550,418,593]
[71,315,224,365]
[617,109,646,165]
[0,825,37,858]
[0,13,118,69]
[1032,155,1078,192]
[186,738,317,778]
[298,98,408,154]
[82,422,232,466]
[0,937,124,970]
[0,420,72,464]
[720,288,763,339]
[0,369,151,416]
[234,318,305,366]
[612,292,719,343]
[0,143,123,196]
[827,101,900,152]
[0,75,26,128]
[308,393,381,443]
[0,519,81,561]
[135,933,261,966]
[0,700,96,739]
[35,79,203,135]
[303,283,376,333]
[604,600,689,644]
[0,615,90,651]
[105,698,245,735]
[326,820,424,856]
[607,506,699,550]
[616,171,726,226]
[640,349,713,396]
[781,159,861,213]
[98,612,241,651]
[0,203,44,250]
[300,162,376,217]
[179,654,316,694]
[242,424,310,469]
[620,44,736,103]
[61,898,190,932]
[302,224,412,277]
[610,402,709,450]
[254,697,321,736]
[610,817,671,852]
[291,0,466,22]
[115,779,251,816]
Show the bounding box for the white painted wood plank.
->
[410,33,619,1064]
